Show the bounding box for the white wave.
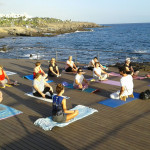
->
[133,50,149,54]
[75,29,93,33]
[0,50,7,53]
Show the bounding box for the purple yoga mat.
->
[110,72,146,80]
[109,72,121,77]
[133,76,146,80]
[97,80,120,86]
[87,78,120,86]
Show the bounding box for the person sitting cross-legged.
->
[48,58,62,77]
[73,68,89,91]
[0,91,3,103]
[124,58,139,77]
[65,56,78,72]
[93,62,109,81]
[52,83,79,123]
[0,65,17,88]
[33,62,47,79]
[33,73,53,99]
[110,66,134,101]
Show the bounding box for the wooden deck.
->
[0,59,150,150]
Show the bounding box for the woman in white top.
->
[93,62,109,81]
[33,73,53,98]
[88,57,108,71]
[65,56,77,72]
[73,68,88,90]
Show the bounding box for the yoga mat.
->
[133,76,146,80]
[34,105,98,131]
[23,75,53,83]
[25,92,70,103]
[87,78,120,86]
[5,71,17,75]
[0,104,22,120]
[0,84,12,88]
[98,92,140,108]
[109,72,146,80]
[62,82,99,93]
[109,72,121,77]
[100,80,120,86]
[62,70,77,74]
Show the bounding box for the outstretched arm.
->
[119,86,125,98]
[4,71,11,83]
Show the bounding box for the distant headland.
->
[0,14,103,38]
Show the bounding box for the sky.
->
[0,0,150,24]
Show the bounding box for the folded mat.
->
[98,92,140,108]
[0,84,12,88]
[87,78,120,86]
[23,75,53,83]
[5,71,17,75]
[0,104,22,120]
[25,92,70,103]
[34,105,98,131]
[62,82,99,93]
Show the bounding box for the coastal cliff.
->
[0,17,102,38]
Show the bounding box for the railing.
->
[1,46,150,65]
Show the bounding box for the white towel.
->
[25,92,70,103]
[34,105,98,131]
[5,71,17,75]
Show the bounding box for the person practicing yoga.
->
[33,62,47,79]
[48,58,62,77]
[124,58,139,77]
[93,62,109,81]
[110,66,134,101]
[33,73,53,98]
[0,65,17,88]
[88,57,107,71]
[73,68,89,90]
[65,56,78,72]
[0,91,3,103]
[52,83,79,123]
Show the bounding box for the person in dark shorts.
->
[124,58,139,77]
[48,58,62,77]
[65,56,78,72]
[52,83,78,123]
[33,73,53,98]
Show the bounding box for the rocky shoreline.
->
[0,22,102,38]
[113,62,150,72]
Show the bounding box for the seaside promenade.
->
[0,58,150,150]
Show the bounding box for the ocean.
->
[0,23,150,65]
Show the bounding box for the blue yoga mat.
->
[0,104,23,120]
[63,83,98,93]
[23,75,53,83]
[98,93,140,108]
[34,105,98,131]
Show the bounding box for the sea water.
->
[0,23,150,65]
